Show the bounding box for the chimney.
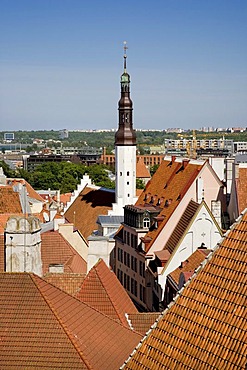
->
[182,159,190,169]
[171,155,176,163]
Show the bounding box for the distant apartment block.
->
[4,133,14,142]
[59,129,69,139]
[100,153,165,168]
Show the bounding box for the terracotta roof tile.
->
[164,199,200,254]
[169,248,212,287]
[0,272,142,369]
[75,259,138,327]
[44,273,86,295]
[59,192,72,205]
[41,230,87,275]
[237,167,247,214]
[123,210,247,369]
[0,186,22,214]
[127,313,161,335]
[136,158,151,179]
[0,234,4,271]
[10,178,45,202]
[65,186,115,239]
[135,160,203,252]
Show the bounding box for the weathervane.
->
[123,41,128,71]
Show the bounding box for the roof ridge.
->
[56,231,86,267]
[30,273,93,370]
[93,261,126,324]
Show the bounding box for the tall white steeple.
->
[109,42,137,216]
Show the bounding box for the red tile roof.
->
[0,272,142,369]
[122,210,247,369]
[10,178,45,202]
[236,166,247,214]
[127,313,161,335]
[135,159,203,252]
[163,199,200,254]
[168,247,212,287]
[136,157,151,179]
[75,259,138,327]
[44,272,86,295]
[65,186,115,239]
[0,186,22,214]
[41,230,87,275]
[0,234,4,272]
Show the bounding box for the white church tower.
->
[109,42,137,216]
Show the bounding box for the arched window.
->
[143,217,150,228]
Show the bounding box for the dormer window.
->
[143,217,150,228]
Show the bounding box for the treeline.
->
[1,130,246,150]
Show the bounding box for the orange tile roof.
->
[10,178,45,202]
[136,157,151,179]
[168,248,212,287]
[122,210,247,369]
[41,230,87,275]
[236,167,247,214]
[0,234,4,271]
[65,186,115,238]
[136,188,144,197]
[0,186,22,214]
[163,199,200,254]
[127,313,161,335]
[59,192,72,205]
[44,273,86,295]
[135,159,203,252]
[75,259,138,327]
[0,272,142,369]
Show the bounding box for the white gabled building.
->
[113,157,225,311]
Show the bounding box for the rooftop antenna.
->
[123,41,128,72]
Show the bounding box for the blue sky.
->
[0,0,246,131]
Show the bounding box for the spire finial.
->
[123,41,128,71]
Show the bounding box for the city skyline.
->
[0,0,246,131]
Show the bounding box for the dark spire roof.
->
[115,41,136,146]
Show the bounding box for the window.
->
[140,285,146,302]
[131,256,137,272]
[126,275,130,291]
[139,261,145,277]
[117,269,123,284]
[131,234,134,248]
[124,251,127,265]
[127,232,130,246]
[131,278,137,296]
[127,171,129,176]
[127,253,130,267]
[118,248,123,263]
[143,217,150,228]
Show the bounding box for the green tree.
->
[136,178,145,189]
[0,161,15,177]
[150,164,159,176]
[21,162,115,193]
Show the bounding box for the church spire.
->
[115,41,136,146]
[123,40,127,72]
